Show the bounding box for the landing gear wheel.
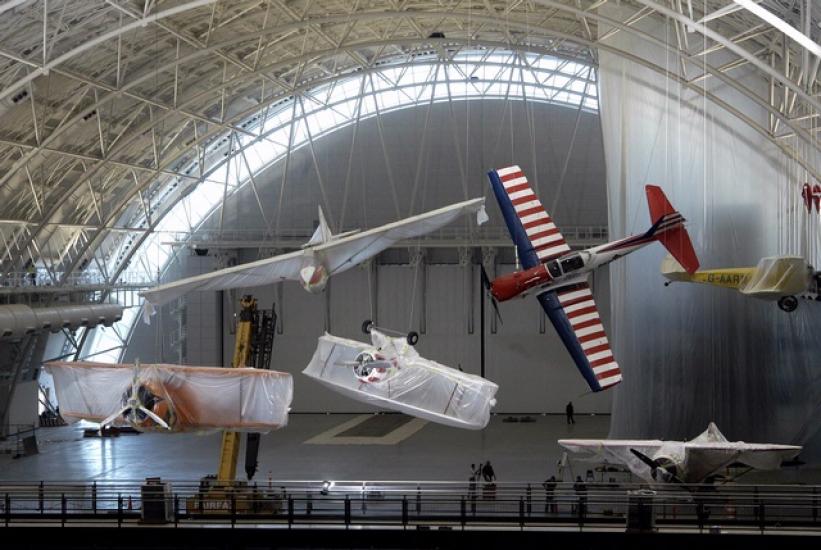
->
[406,331,419,346]
[361,320,374,334]
[778,295,799,312]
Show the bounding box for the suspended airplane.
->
[141,198,487,320]
[483,166,700,392]
[559,423,802,485]
[44,360,293,433]
[661,254,819,312]
[302,323,498,430]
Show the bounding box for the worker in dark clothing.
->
[482,461,496,482]
[25,261,36,286]
[542,475,557,514]
[469,463,478,514]
[566,401,575,424]
[572,475,587,517]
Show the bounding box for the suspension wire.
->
[407,246,422,333]
[338,74,368,231]
[367,257,375,324]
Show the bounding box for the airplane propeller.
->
[479,265,503,325]
[99,361,170,430]
[629,448,685,485]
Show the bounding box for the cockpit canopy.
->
[546,253,585,278]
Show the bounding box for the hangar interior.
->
[0,0,820,539]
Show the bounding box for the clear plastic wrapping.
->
[740,256,811,297]
[560,423,801,483]
[302,330,498,429]
[45,361,293,433]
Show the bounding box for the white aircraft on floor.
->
[559,423,801,485]
[141,198,486,319]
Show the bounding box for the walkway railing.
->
[0,480,818,532]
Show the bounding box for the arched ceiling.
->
[0,0,818,286]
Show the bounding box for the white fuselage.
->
[490,235,654,302]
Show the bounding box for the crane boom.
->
[216,295,256,482]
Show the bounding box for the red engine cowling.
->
[490,264,552,302]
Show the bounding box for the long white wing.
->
[140,249,305,317]
[318,197,485,275]
[685,443,802,481]
[140,198,485,316]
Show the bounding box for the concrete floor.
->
[2,413,817,484]
[0,413,610,483]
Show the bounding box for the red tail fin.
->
[645,185,699,274]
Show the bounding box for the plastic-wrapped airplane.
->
[661,254,819,312]
[141,198,486,319]
[303,323,498,430]
[44,360,293,433]
[559,423,802,485]
[485,166,699,392]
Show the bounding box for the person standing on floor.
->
[566,401,575,424]
[469,464,477,491]
[542,475,558,514]
[573,475,587,518]
[25,261,36,286]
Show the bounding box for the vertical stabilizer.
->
[306,206,333,246]
[645,185,700,274]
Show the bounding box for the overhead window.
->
[83,49,599,362]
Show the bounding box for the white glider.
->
[141,198,486,319]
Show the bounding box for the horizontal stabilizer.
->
[660,254,692,282]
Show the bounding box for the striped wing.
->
[488,165,571,270]
[537,282,622,392]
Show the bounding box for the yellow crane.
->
[191,295,280,514]
[216,294,257,482]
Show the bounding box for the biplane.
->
[45,361,293,433]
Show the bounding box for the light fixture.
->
[733,0,821,58]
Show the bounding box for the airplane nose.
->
[300,265,328,293]
[299,265,315,286]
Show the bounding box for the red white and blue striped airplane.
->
[486,166,700,392]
